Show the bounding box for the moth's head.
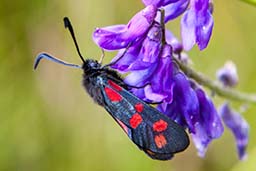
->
[82,59,101,73]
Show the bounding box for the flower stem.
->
[159,9,166,45]
[174,58,256,104]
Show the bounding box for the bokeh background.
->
[0,0,256,170]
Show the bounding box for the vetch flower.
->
[181,0,214,50]
[92,0,242,159]
[109,22,163,72]
[216,60,239,87]
[219,103,249,160]
[158,79,223,157]
[142,0,180,7]
[157,73,200,131]
[125,45,174,103]
[93,6,220,157]
[163,0,190,22]
[191,88,224,157]
[93,5,157,50]
[143,0,189,22]
[166,29,183,54]
[142,0,213,51]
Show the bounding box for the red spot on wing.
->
[153,119,168,132]
[108,80,122,91]
[135,103,144,113]
[104,87,122,102]
[154,134,167,148]
[129,113,143,129]
[116,119,129,135]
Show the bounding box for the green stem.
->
[174,58,256,104]
[159,9,166,45]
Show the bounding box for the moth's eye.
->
[89,61,100,68]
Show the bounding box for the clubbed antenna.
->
[34,53,81,70]
[63,17,86,64]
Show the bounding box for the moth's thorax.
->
[81,59,105,106]
[81,59,125,106]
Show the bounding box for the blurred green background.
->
[0,0,256,171]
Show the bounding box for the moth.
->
[34,17,189,160]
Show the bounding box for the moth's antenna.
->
[34,53,81,70]
[103,42,132,68]
[63,17,86,64]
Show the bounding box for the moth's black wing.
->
[99,77,189,160]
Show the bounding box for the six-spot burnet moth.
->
[34,17,189,160]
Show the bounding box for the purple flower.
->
[92,1,238,159]
[142,0,179,6]
[125,45,174,103]
[143,0,189,22]
[216,61,239,87]
[163,0,190,22]
[191,88,223,157]
[219,103,249,160]
[165,28,183,54]
[93,5,157,50]
[110,22,163,72]
[142,0,213,50]
[157,73,200,131]
[181,0,213,50]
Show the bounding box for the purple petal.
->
[126,5,157,38]
[219,103,249,160]
[195,11,213,50]
[192,0,209,12]
[197,89,224,138]
[157,101,187,128]
[181,0,213,51]
[165,29,183,53]
[181,10,196,51]
[93,5,157,50]
[164,0,189,22]
[93,25,128,50]
[142,0,179,7]
[139,24,162,63]
[123,45,174,104]
[123,46,175,104]
[192,88,224,157]
[144,85,167,102]
[124,64,157,86]
[148,45,175,103]
[111,24,162,72]
[192,123,211,157]
[159,73,199,133]
[111,40,142,72]
[172,74,200,133]
[130,87,147,100]
[216,61,239,87]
